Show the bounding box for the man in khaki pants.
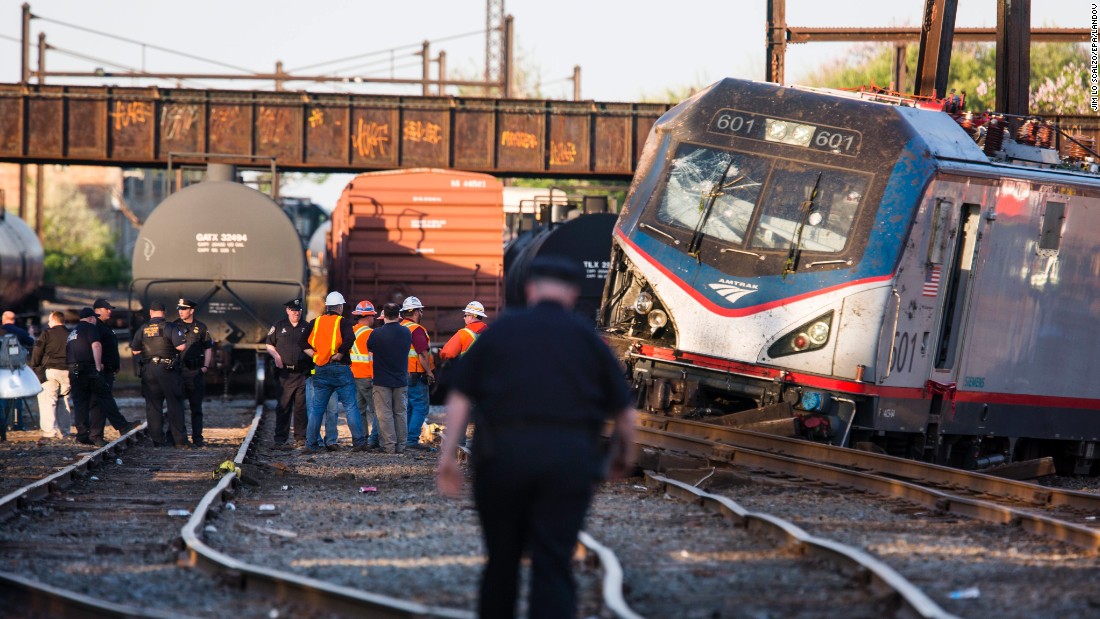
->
[31,311,72,440]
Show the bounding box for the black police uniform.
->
[90,316,135,433]
[131,315,188,447]
[174,305,213,446]
[450,298,632,619]
[66,319,124,444]
[266,299,313,445]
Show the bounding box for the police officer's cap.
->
[284,298,303,310]
[92,298,115,310]
[177,298,197,309]
[149,301,166,312]
[526,254,584,286]
[79,307,96,319]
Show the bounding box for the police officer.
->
[66,308,125,446]
[90,299,139,436]
[436,255,636,619]
[399,296,434,450]
[130,301,188,448]
[174,298,214,447]
[265,298,312,448]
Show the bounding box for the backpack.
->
[0,333,28,370]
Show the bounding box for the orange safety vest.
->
[441,320,487,360]
[402,318,432,372]
[458,322,487,356]
[350,325,373,379]
[307,314,343,368]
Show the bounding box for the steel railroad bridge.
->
[0,84,672,180]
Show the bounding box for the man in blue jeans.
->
[300,291,367,452]
[399,296,435,450]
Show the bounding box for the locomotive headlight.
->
[767,311,835,359]
[647,309,668,331]
[765,120,789,141]
[765,119,817,147]
[791,124,815,146]
[806,321,829,345]
[633,292,654,315]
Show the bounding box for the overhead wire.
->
[288,27,484,73]
[35,14,259,74]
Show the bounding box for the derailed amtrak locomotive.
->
[599,77,1100,474]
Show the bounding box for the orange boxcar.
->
[329,168,504,343]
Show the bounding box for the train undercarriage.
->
[615,345,1100,476]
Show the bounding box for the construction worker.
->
[439,301,489,361]
[438,300,489,447]
[300,291,366,452]
[399,296,434,451]
[349,300,380,450]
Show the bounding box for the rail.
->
[632,416,1100,553]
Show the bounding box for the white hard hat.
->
[463,301,487,318]
[400,296,424,312]
[325,291,346,305]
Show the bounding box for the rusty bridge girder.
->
[0,84,671,178]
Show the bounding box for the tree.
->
[801,41,1091,114]
[40,180,129,288]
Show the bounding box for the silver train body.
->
[599,78,1100,473]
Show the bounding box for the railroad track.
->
[628,413,1100,617]
[634,412,1100,552]
[0,402,638,618]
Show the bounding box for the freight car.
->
[130,164,307,401]
[328,169,505,342]
[599,77,1100,474]
[0,211,44,320]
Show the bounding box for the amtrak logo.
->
[708,279,759,304]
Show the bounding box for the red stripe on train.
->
[636,345,1100,410]
[615,228,893,317]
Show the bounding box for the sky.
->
[0,0,1090,206]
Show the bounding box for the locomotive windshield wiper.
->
[783,172,822,278]
[687,156,738,260]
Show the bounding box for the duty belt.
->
[150,357,175,365]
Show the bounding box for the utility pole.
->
[572,65,581,101]
[766,0,786,84]
[35,32,45,236]
[420,40,431,96]
[502,15,514,97]
[996,0,1031,115]
[485,0,505,93]
[436,51,447,96]
[18,3,32,221]
[913,0,958,99]
[21,3,32,84]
